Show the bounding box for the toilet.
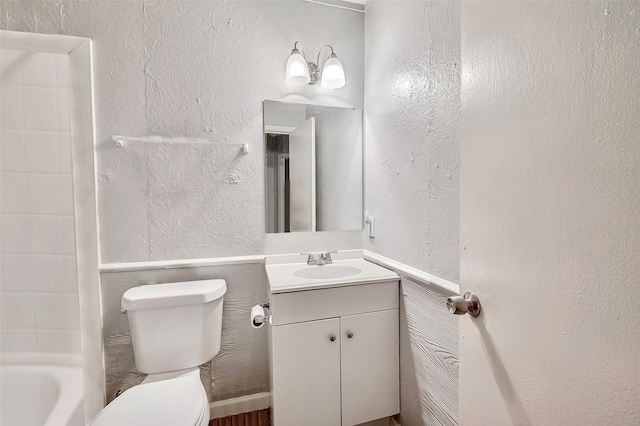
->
[89,279,227,426]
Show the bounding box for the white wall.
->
[1,50,80,354]
[0,0,364,263]
[364,0,460,282]
[460,1,640,424]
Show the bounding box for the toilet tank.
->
[121,279,227,374]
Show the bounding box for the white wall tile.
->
[58,132,72,173]
[57,88,70,131]
[55,54,69,88]
[1,254,32,292]
[0,85,24,129]
[29,215,61,254]
[59,175,74,215]
[27,174,59,214]
[4,292,35,328]
[60,216,76,255]
[1,215,29,253]
[20,52,56,87]
[1,130,26,171]
[69,330,81,354]
[25,131,59,172]
[62,255,78,293]
[31,255,65,293]
[66,293,80,330]
[0,50,25,85]
[1,172,28,213]
[22,87,57,131]
[0,293,5,328]
[36,329,70,353]
[1,329,37,352]
[34,293,68,329]
[1,48,79,356]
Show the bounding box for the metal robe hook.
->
[447,292,481,317]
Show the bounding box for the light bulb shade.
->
[286,49,311,87]
[321,53,345,89]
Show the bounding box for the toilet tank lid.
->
[122,279,227,311]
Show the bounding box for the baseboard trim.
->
[209,392,271,419]
[390,416,402,426]
[363,250,460,295]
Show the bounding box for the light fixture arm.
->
[316,45,335,70]
[293,41,306,59]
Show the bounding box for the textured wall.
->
[460,2,640,424]
[0,0,364,263]
[363,0,460,282]
[399,277,458,426]
[363,2,461,425]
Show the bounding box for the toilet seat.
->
[89,373,207,426]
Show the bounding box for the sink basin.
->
[293,265,362,280]
[265,252,400,293]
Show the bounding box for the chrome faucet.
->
[302,251,337,265]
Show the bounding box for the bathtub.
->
[0,353,84,426]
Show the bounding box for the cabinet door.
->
[272,318,341,426]
[341,309,399,426]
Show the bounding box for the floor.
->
[209,409,270,426]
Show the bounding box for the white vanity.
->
[265,251,400,426]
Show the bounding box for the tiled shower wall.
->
[0,50,80,354]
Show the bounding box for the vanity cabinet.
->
[269,280,400,426]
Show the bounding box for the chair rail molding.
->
[363,250,460,295]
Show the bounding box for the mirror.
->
[264,100,362,233]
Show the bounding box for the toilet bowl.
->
[89,369,209,426]
[89,279,226,426]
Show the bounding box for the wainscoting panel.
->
[100,262,269,404]
[398,277,459,426]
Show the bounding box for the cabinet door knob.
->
[329,335,336,342]
[347,332,353,339]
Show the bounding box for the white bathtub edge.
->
[209,392,270,419]
[0,355,84,426]
[44,365,84,426]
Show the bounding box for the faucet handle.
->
[301,252,318,264]
[320,251,337,263]
[301,251,337,265]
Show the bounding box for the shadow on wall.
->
[475,319,532,426]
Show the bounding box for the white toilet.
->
[89,279,227,426]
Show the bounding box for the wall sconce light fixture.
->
[285,41,346,89]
